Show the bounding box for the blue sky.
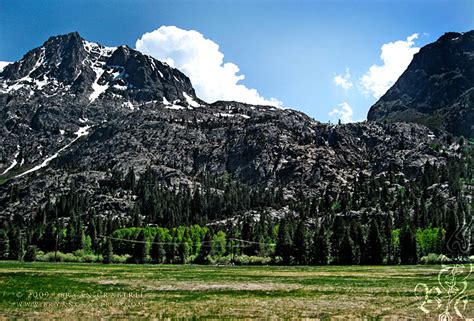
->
[1,0,473,122]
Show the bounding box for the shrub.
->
[111,254,130,264]
[60,252,81,262]
[36,251,59,262]
[72,249,87,257]
[419,253,452,264]
[213,255,232,265]
[233,255,272,265]
[187,254,197,264]
[82,254,100,263]
[36,251,81,262]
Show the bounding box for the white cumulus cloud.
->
[135,26,282,107]
[329,102,353,123]
[360,33,420,99]
[334,68,353,90]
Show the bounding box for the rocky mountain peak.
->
[0,32,199,106]
[367,30,474,137]
[0,32,205,176]
[1,31,88,83]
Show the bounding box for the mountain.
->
[0,32,471,229]
[1,32,197,103]
[0,32,201,175]
[367,31,474,138]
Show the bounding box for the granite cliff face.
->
[368,31,474,137]
[0,32,468,220]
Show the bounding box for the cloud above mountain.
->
[329,102,353,123]
[136,26,282,107]
[360,33,420,99]
[334,69,353,90]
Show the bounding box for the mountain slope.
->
[367,31,474,137]
[0,32,470,224]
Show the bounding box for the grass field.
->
[0,262,472,319]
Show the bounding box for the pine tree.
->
[192,189,203,224]
[102,238,113,264]
[166,237,178,264]
[0,229,9,259]
[178,240,190,264]
[339,228,354,265]
[330,216,345,263]
[435,228,444,254]
[366,219,384,265]
[150,233,166,264]
[132,206,143,227]
[400,225,418,264]
[124,167,136,191]
[275,220,293,264]
[133,231,147,264]
[24,245,38,262]
[241,216,255,255]
[293,221,309,265]
[65,223,76,253]
[383,215,394,264]
[350,221,365,265]
[53,221,62,261]
[41,223,56,252]
[9,228,24,261]
[312,226,330,265]
[443,207,460,258]
[197,231,212,263]
[73,220,85,251]
[89,221,98,253]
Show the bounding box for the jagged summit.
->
[2,32,86,82]
[0,32,205,181]
[367,30,474,137]
[0,32,199,106]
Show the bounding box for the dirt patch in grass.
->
[91,278,302,291]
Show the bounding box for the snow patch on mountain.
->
[35,76,49,90]
[165,104,185,110]
[1,145,20,175]
[183,91,200,107]
[214,112,251,119]
[16,125,91,178]
[89,65,108,102]
[122,101,135,110]
[83,40,116,57]
[84,40,118,102]
[29,48,46,76]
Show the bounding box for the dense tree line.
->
[130,167,285,227]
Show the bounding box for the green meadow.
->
[0,261,472,319]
